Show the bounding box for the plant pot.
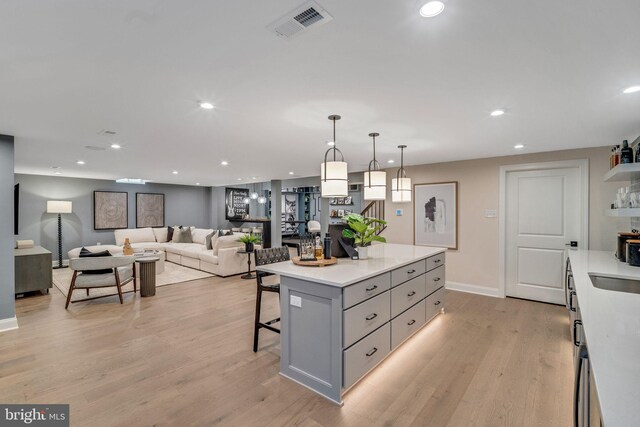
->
[356,245,369,260]
[245,242,254,252]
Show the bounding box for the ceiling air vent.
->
[268,1,333,40]
[98,129,117,136]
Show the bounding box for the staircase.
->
[361,200,386,235]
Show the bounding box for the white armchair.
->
[66,256,137,309]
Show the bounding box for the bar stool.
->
[253,247,290,352]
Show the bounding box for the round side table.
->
[237,249,255,280]
[135,256,160,297]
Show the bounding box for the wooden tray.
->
[292,256,338,267]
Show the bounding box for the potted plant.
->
[237,233,261,252]
[341,213,387,260]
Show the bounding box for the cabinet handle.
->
[366,347,378,357]
[407,319,416,326]
[574,344,589,427]
[573,320,583,347]
[434,259,442,263]
[433,277,441,282]
[407,269,416,274]
[365,313,378,321]
[434,300,441,306]
[365,285,378,292]
[569,291,577,312]
[407,291,416,297]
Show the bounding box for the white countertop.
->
[568,250,640,427]
[258,243,446,288]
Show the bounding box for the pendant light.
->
[257,182,267,204]
[320,115,348,198]
[392,145,412,203]
[363,132,386,200]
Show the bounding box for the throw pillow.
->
[217,229,233,237]
[205,231,216,250]
[167,226,175,241]
[79,247,113,275]
[180,226,193,243]
[171,226,183,243]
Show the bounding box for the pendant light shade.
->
[391,145,412,203]
[320,115,348,198]
[363,132,386,201]
[242,196,251,204]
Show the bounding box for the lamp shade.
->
[391,178,412,203]
[47,200,72,214]
[320,161,348,197]
[363,170,386,201]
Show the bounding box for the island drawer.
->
[343,272,391,309]
[343,291,391,348]
[343,323,391,389]
[426,253,445,272]
[391,274,427,318]
[425,286,445,321]
[391,300,426,350]
[391,260,426,287]
[425,266,445,296]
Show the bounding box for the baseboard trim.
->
[446,281,502,298]
[0,316,19,332]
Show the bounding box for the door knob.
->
[565,241,578,247]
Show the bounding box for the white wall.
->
[384,146,626,291]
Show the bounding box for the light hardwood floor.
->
[1,272,573,426]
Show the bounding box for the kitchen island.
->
[258,243,446,404]
[567,250,640,426]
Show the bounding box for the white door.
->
[504,162,585,304]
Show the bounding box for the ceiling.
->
[2,0,640,186]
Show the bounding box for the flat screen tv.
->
[14,183,19,235]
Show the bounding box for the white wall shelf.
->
[604,163,640,182]
[605,208,640,217]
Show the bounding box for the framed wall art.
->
[225,187,249,220]
[414,182,458,250]
[136,193,165,228]
[94,191,128,230]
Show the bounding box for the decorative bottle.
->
[123,238,134,255]
[323,233,332,259]
[620,140,633,164]
[314,236,324,260]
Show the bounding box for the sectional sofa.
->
[68,227,254,277]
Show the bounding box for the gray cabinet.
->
[278,250,446,405]
[15,246,52,294]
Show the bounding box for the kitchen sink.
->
[589,274,640,294]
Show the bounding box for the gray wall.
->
[0,135,15,322]
[15,174,211,258]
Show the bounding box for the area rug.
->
[52,262,213,302]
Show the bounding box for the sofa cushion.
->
[114,228,156,246]
[130,242,166,251]
[214,235,243,255]
[152,227,169,243]
[198,251,219,265]
[173,243,207,257]
[192,228,214,245]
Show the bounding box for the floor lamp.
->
[47,200,72,269]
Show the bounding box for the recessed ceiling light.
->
[288,171,294,175]
[76,160,85,165]
[237,178,242,181]
[420,1,445,17]
[490,109,505,117]
[623,86,640,94]
[514,144,525,149]
[196,183,200,186]
[326,141,335,146]
[220,161,229,166]
[251,176,257,180]
[387,159,395,164]
[172,170,178,175]
[200,102,215,109]
[54,171,62,175]
[110,143,121,149]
